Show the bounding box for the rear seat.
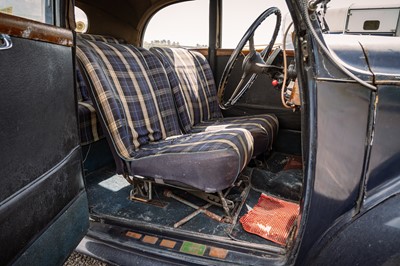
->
[76,69,104,145]
[76,38,254,193]
[151,47,279,156]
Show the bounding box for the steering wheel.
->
[218,7,282,109]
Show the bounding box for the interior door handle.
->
[0,34,12,50]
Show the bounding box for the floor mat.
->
[283,156,303,171]
[239,194,299,246]
[251,168,303,201]
[264,153,302,173]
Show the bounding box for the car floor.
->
[84,152,302,247]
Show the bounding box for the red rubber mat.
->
[239,194,299,245]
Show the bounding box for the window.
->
[363,20,380,31]
[221,0,290,49]
[0,0,54,24]
[75,7,89,33]
[143,0,209,49]
[143,0,291,49]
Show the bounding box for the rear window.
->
[75,7,89,33]
[143,0,209,49]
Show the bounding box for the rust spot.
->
[209,247,228,259]
[142,235,158,244]
[0,12,73,47]
[160,239,176,249]
[125,231,142,239]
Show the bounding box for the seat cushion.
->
[191,114,279,156]
[78,100,104,145]
[131,128,253,192]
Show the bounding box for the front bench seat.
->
[151,47,279,156]
[76,38,254,193]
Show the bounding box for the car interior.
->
[76,1,303,252]
[75,0,303,258]
[3,0,400,264]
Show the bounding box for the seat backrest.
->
[151,47,222,133]
[76,39,182,159]
[76,34,126,101]
[78,33,126,44]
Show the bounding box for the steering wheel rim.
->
[217,7,282,109]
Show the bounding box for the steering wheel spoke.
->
[218,7,281,109]
[248,35,256,55]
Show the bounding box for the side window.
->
[0,0,54,24]
[221,0,289,48]
[143,0,209,49]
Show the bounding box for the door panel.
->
[0,12,88,264]
[366,85,400,193]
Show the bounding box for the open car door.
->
[0,1,88,265]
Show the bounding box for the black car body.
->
[1,0,400,265]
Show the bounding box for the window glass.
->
[143,0,209,49]
[222,0,290,49]
[75,7,89,33]
[0,0,53,24]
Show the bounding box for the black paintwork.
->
[286,1,400,264]
[309,194,400,265]
[367,85,400,193]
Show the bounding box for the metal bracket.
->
[188,190,234,209]
[129,179,152,202]
[301,39,309,62]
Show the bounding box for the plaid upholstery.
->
[76,39,255,192]
[151,47,279,155]
[78,33,126,44]
[192,114,279,155]
[75,34,126,144]
[76,68,90,101]
[151,47,222,132]
[78,100,104,145]
[134,129,253,192]
[76,34,126,101]
[77,39,182,158]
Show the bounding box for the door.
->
[0,1,88,265]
